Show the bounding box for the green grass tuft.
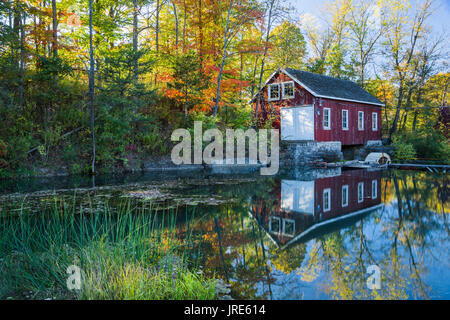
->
[0,198,216,300]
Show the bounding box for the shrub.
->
[223,105,252,129]
[392,137,417,161]
[136,125,169,155]
[392,130,450,163]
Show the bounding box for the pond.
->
[0,167,448,300]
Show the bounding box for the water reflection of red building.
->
[250,169,383,248]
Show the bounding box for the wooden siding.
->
[249,169,382,246]
[254,71,383,146]
[314,98,382,145]
[314,170,382,221]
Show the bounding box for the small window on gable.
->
[323,108,331,130]
[269,216,281,234]
[268,83,280,101]
[282,82,294,99]
[283,219,295,237]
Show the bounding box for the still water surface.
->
[1,168,448,299]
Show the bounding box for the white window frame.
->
[372,180,377,199]
[323,108,331,130]
[281,81,295,100]
[342,109,349,130]
[323,188,331,212]
[268,83,280,101]
[342,185,349,207]
[282,218,295,237]
[358,182,364,203]
[372,112,378,131]
[269,216,281,234]
[358,111,364,131]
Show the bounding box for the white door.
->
[281,180,315,215]
[281,106,314,141]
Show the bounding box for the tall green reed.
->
[0,196,216,300]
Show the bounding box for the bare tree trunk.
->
[402,85,415,130]
[18,8,24,109]
[240,52,243,100]
[154,0,161,86]
[89,0,96,175]
[250,56,260,122]
[412,110,418,131]
[183,0,187,52]
[171,0,179,51]
[132,0,139,107]
[254,0,275,120]
[250,56,259,98]
[212,0,234,117]
[13,0,20,66]
[198,0,203,66]
[401,111,408,130]
[133,0,139,83]
[412,86,424,131]
[441,76,449,106]
[52,0,58,58]
[156,0,160,52]
[9,10,14,63]
[389,85,403,140]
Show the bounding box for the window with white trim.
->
[269,216,281,234]
[268,83,280,101]
[342,109,349,130]
[358,182,364,203]
[283,219,295,237]
[358,111,364,130]
[323,188,331,212]
[282,81,294,99]
[372,180,377,199]
[372,112,378,131]
[342,185,349,207]
[323,108,331,130]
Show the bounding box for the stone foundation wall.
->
[365,140,383,147]
[281,141,343,166]
[279,166,342,180]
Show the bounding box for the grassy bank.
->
[0,198,216,300]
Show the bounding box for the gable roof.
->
[279,68,384,107]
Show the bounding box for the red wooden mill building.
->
[252,68,384,149]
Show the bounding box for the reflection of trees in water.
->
[388,171,448,299]
[193,171,448,299]
[296,171,448,299]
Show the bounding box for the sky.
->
[290,0,450,40]
[288,0,449,75]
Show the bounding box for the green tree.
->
[269,20,306,70]
[168,52,209,122]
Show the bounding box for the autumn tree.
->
[348,0,385,87]
[301,13,332,75]
[212,0,262,117]
[167,51,209,121]
[253,0,288,119]
[268,20,306,70]
[381,0,433,139]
